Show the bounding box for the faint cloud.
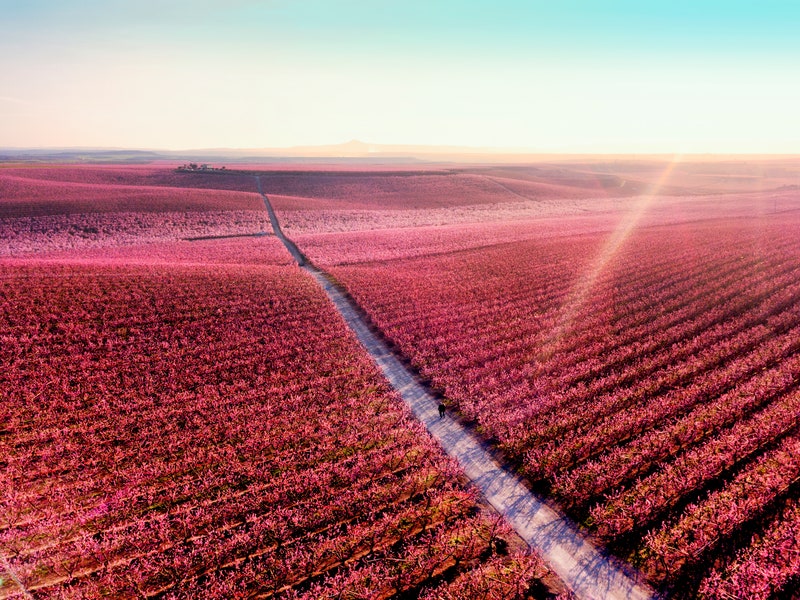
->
[0,96,28,105]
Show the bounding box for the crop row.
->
[642,424,800,583]
[529,284,800,484]
[530,248,798,404]
[321,214,800,595]
[332,220,799,454]
[0,259,544,598]
[0,211,274,256]
[697,498,800,599]
[0,172,262,217]
[260,172,524,209]
[554,327,800,507]
[590,382,800,539]
[450,234,794,401]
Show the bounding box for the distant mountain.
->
[173,140,501,160]
[161,140,572,164]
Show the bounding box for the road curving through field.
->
[257,179,655,600]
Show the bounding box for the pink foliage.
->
[323,213,800,595]
[0,168,273,257]
[0,173,262,217]
[0,261,540,598]
[37,236,294,266]
[698,499,800,599]
[294,216,621,266]
[0,211,274,257]
[259,173,523,209]
[0,164,258,192]
[8,162,797,595]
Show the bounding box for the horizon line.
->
[2,142,800,161]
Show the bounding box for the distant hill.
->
[0,141,650,165]
[1,142,798,166]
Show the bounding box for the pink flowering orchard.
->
[0,165,563,598]
[3,160,800,598]
[0,258,551,598]
[288,189,800,596]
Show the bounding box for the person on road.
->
[438,402,446,419]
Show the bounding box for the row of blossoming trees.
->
[299,213,800,598]
[0,168,269,256]
[0,166,564,599]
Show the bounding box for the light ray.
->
[536,155,684,363]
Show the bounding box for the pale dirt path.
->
[258,180,655,600]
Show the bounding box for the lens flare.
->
[536,155,684,362]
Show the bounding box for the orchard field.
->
[3,158,800,598]
[265,158,800,598]
[0,165,564,599]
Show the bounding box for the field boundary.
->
[257,178,655,600]
[183,232,271,242]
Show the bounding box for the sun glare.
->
[536,155,684,362]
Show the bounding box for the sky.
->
[1,0,799,153]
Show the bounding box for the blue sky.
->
[1,0,799,151]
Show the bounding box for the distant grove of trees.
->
[177,163,226,172]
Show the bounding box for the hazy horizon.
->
[6,142,800,166]
[2,1,799,153]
